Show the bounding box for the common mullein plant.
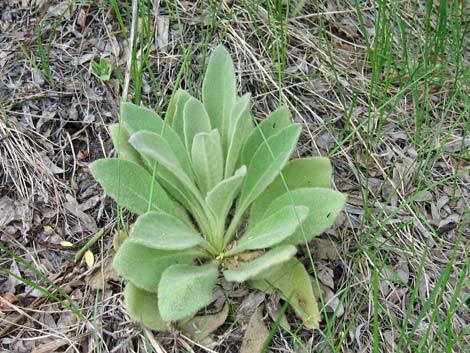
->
[90,46,346,330]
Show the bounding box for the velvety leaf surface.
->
[89,159,175,216]
[202,45,237,153]
[130,131,200,199]
[262,187,346,245]
[158,263,218,322]
[250,157,332,225]
[166,89,190,134]
[237,124,301,215]
[225,93,253,177]
[249,258,321,329]
[121,102,193,178]
[113,241,200,292]
[206,165,246,234]
[108,123,143,167]
[240,106,292,166]
[191,130,224,195]
[124,282,167,331]
[183,97,211,152]
[128,211,202,250]
[223,245,297,282]
[227,205,309,255]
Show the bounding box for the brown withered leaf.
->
[180,302,229,343]
[240,305,269,353]
[311,238,341,260]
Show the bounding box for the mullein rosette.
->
[90,45,346,331]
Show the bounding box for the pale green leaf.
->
[153,166,212,235]
[225,93,253,177]
[108,123,143,167]
[89,159,175,216]
[206,165,246,228]
[130,131,201,200]
[191,130,224,195]
[121,102,194,178]
[223,245,297,282]
[227,205,309,255]
[155,167,201,211]
[183,97,211,152]
[170,89,192,141]
[120,101,163,134]
[158,263,218,322]
[237,124,301,215]
[113,241,201,292]
[249,258,321,329]
[250,157,332,225]
[263,188,346,245]
[240,106,291,166]
[202,45,237,153]
[128,211,202,250]
[124,282,167,331]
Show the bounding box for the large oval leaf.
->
[183,97,211,152]
[191,130,224,195]
[237,124,301,215]
[248,258,321,329]
[89,158,175,216]
[124,282,167,331]
[263,187,346,245]
[128,211,202,250]
[227,205,309,255]
[240,106,292,166]
[158,263,218,322]
[250,157,332,225]
[113,241,201,292]
[223,245,297,282]
[202,45,237,153]
[121,102,193,178]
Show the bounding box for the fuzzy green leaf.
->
[124,282,167,331]
[158,263,218,322]
[191,130,224,195]
[248,258,321,329]
[240,106,292,166]
[250,157,332,225]
[223,245,297,282]
[202,45,237,153]
[89,159,175,216]
[237,124,301,215]
[130,131,200,200]
[108,123,143,167]
[206,165,246,227]
[171,89,192,141]
[227,206,309,255]
[263,188,346,245]
[183,97,211,152]
[128,211,202,250]
[113,241,200,292]
[121,102,193,178]
[225,93,253,177]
